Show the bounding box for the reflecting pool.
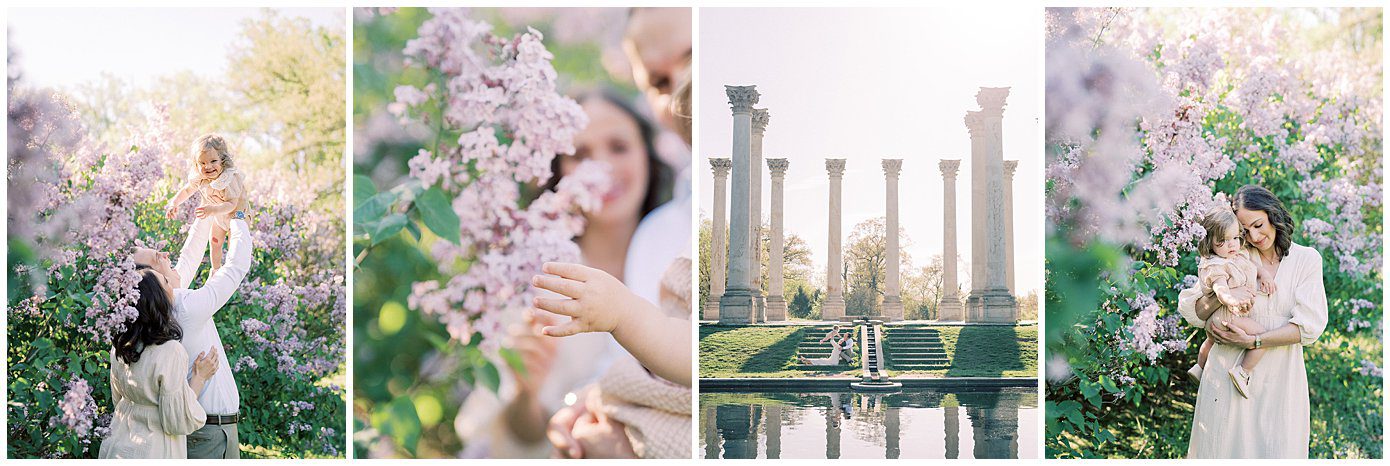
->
[699,387,1037,459]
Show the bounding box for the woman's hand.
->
[531,262,641,337]
[568,405,636,458]
[547,396,589,459]
[164,203,179,220]
[1208,321,1256,349]
[500,310,559,443]
[192,348,220,380]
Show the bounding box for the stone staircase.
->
[862,324,884,380]
[794,325,855,369]
[884,327,950,370]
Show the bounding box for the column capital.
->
[710,157,732,177]
[975,86,1010,116]
[725,85,760,114]
[939,159,961,178]
[752,108,771,134]
[964,110,989,135]
[826,158,846,177]
[767,158,789,177]
[1004,160,1018,178]
[882,159,902,178]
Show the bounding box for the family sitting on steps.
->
[798,325,858,366]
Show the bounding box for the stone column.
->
[938,160,964,321]
[719,85,759,324]
[765,405,782,458]
[966,111,987,322]
[885,405,901,459]
[750,109,770,323]
[765,158,789,321]
[1004,160,1017,296]
[882,159,904,321]
[822,159,847,321]
[825,394,841,459]
[705,158,731,321]
[976,87,1017,322]
[703,406,719,458]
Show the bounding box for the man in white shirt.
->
[132,216,251,459]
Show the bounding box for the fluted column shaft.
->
[766,158,789,321]
[719,85,759,324]
[750,109,769,322]
[705,158,731,320]
[1004,160,1018,295]
[939,160,964,321]
[822,159,847,320]
[882,159,904,321]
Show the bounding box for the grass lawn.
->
[699,324,1038,379]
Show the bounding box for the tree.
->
[698,216,816,310]
[789,285,813,319]
[903,254,945,320]
[843,217,912,316]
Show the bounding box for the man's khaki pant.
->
[188,422,240,459]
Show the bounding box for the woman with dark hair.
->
[99,268,221,459]
[460,88,676,459]
[1177,185,1329,458]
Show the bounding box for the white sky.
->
[8,8,343,89]
[696,7,1042,295]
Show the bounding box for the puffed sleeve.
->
[1286,245,1328,346]
[155,345,207,436]
[1177,285,1207,329]
[108,349,125,409]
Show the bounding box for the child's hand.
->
[165,203,178,220]
[531,262,639,337]
[1258,276,1276,295]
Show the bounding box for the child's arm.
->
[196,176,245,218]
[166,182,197,219]
[532,262,692,387]
[1210,276,1251,315]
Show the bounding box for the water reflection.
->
[699,387,1037,459]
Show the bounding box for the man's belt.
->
[205,413,241,425]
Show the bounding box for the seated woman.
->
[798,334,853,366]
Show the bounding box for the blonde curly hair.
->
[191,133,235,176]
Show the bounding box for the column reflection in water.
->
[715,404,756,459]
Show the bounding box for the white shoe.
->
[1229,366,1254,399]
[1187,364,1203,383]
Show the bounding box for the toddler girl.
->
[165,134,247,274]
[1187,208,1275,398]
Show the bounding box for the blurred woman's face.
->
[1235,207,1276,253]
[561,98,649,225]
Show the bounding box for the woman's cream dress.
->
[1178,243,1328,458]
[98,342,207,459]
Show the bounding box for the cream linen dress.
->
[1178,243,1328,458]
[98,342,207,459]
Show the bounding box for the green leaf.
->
[353,175,378,207]
[499,348,526,377]
[379,396,421,456]
[415,187,460,245]
[474,361,501,393]
[370,214,408,246]
[354,191,396,227]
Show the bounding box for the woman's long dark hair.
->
[1232,184,1294,258]
[114,267,183,365]
[542,88,672,220]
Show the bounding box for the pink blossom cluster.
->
[1121,291,1188,362]
[53,377,94,437]
[388,9,609,350]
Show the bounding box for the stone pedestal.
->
[765,158,789,321]
[822,159,847,321]
[938,160,965,321]
[718,85,759,324]
[704,158,731,321]
[882,159,904,321]
[750,109,769,323]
